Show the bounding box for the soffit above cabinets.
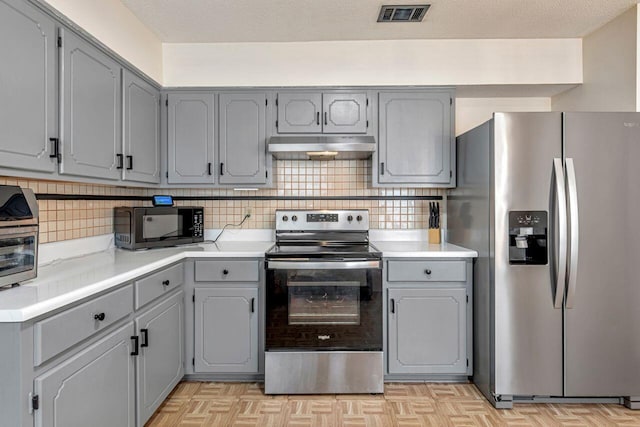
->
[120,0,637,43]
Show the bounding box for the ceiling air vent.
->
[377,5,430,22]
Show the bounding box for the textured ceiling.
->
[120,0,638,43]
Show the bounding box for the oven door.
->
[265,259,382,351]
[0,226,38,287]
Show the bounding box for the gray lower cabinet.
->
[219,92,267,185]
[59,28,122,180]
[167,92,215,184]
[0,0,57,173]
[135,291,184,426]
[387,287,468,374]
[194,286,259,373]
[275,91,368,134]
[34,322,136,427]
[122,69,160,184]
[377,90,454,187]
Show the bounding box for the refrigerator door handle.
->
[553,158,568,309]
[565,158,579,308]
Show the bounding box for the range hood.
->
[268,136,376,160]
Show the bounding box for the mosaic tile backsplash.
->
[1,160,445,243]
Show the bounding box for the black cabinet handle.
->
[49,138,60,162]
[220,162,224,176]
[250,298,255,313]
[324,112,328,126]
[116,154,123,169]
[207,162,212,175]
[316,112,320,125]
[140,329,149,348]
[222,269,229,275]
[390,298,395,314]
[130,336,139,356]
[126,155,133,170]
[162,279,170,286]
[380,162,385,175]
[93,312,105,321]
[425,269,432,275]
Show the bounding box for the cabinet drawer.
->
[387,260,466,282]
[195,260,260,282]
[34,284,133,366]
[135,263,184,309]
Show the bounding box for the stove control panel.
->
[275,210,369,231]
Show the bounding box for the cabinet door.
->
[194,287,258,373]
[219,92,267,185]
[59,29,121,180]
[135,291,184,426]
[388,287,467,374]
[34,322,135,427]
[378,92,452,185]
[322,92,367,134]
[122,70,160,183]
[0,0,57,173]
[167,93,215,184]
[276,92,322,134]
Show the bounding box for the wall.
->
[42,0,163,82]
[455,98,552,135]
[552,5,638,111]
[162,39,582,87]
[1,161,443,243]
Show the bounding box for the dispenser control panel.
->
[508,210,548,265]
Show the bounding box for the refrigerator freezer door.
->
[493,113,564,396]
[563,112,640,396]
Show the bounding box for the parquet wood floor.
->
[146,382,640,427]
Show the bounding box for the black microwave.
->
[114,206,204,250]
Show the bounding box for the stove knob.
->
[357,215,363,222]
[347,215,353,222]
[282,215,289,222]
[292,215,298,222]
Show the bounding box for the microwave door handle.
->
[553,158,568,309]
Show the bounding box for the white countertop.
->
[0,233,476,323]
[0,241,274,323]
[372,241,478,258]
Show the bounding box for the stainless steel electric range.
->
[264,210,383,394]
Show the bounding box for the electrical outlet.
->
[244,207,252,218]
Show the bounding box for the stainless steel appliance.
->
[448,112,640,409]
[114,206,204,250]
[0,185,39,287]
[268,136,376,160]
[264,210,383,394]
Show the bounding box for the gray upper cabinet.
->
[194,286,259,373]
[276,92,368,134]
[34,322,135,427]
[122,70,160,184]
[59,28,122,180]
[0,0,57,173]
[219,92,267,185]
[377,91,454,186]
[388,287,467,375]
[276,92,322,133]
[167,93,215,184]
[135,291,184,426]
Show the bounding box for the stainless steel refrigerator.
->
[448,112,640,409]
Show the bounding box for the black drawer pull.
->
[93,312,106,321]
[130,336,139,356]
[220,162,224,176]
[316,112,320,125]
[126,155,133,170]
[250,298,255,313]
[324,112,328,126]
[390,298,395,313]
[380,162,385,175]
[140,329,149,348]
[222,269,229,275]
[49,137,60,162]
[116,154,123,169]
[207,162,212,175]
[162,280,170,286]
[425,269,432,275]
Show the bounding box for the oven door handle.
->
[266,260,381,270]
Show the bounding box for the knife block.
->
[428,228,441,244]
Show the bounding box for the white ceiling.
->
[120,0,638,43]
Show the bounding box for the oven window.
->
[288,278,362,325]
[0,235,35,276]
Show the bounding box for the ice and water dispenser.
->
[508,211,548,265]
